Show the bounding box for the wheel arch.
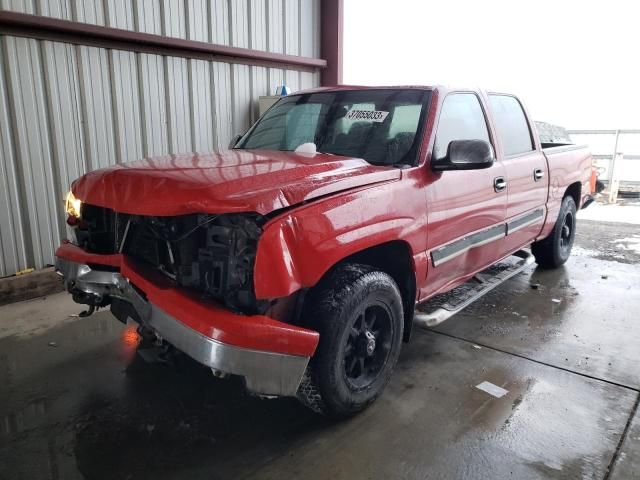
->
[564,181,581,207]
[314,240,417,343]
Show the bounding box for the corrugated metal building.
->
[0,0,343,277]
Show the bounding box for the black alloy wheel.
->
[297,263,404,418]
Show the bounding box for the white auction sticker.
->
[345,109,389,122]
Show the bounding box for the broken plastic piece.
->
[475,381,508,398]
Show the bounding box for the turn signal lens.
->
[65,190,82,218]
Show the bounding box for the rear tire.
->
[297,264,404,418]
[532,196,577,268]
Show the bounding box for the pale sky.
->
[344,0,640,129]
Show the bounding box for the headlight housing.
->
[65,190,82,219]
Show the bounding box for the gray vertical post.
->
[609,130,620,203]
[608,153,623,203]
[608,130,621,204]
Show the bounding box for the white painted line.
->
[475,381,509,398]
[551,298,562,303]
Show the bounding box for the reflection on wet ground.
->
[1,221,639,479]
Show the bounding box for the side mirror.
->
[228,134,242,149]
[431,139,494,171]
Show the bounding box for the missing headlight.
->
[176,213,266,313]
[123,213,267,314]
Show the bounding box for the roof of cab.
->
[293,85,439,95]
[292,85,522,102]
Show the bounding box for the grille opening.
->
[75,205,266,313]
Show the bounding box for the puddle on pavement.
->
[440,362,536,439]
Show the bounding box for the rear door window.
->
[433,93,490,160]
[488,95,534,156]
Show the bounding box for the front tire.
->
[297,264,404,418]
[532,195,577,268]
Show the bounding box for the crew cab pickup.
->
[55,86,593,417]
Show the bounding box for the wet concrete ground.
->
[1,218,639,480]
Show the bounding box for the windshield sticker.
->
[345,109,389,122]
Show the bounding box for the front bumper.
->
[55,243,319,397]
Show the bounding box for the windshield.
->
[238,89,431,166]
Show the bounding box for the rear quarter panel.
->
[539,145,593,239]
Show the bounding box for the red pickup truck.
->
[55,86,593,417]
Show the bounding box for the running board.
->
[414,250,534,329]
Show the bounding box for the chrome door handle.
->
[494,176,507,192]
[534,168,544,181]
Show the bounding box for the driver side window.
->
[433,93,490,160]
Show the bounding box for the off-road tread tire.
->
[296,263,404,418]
[532,196,577,269]
[296,367,328,414]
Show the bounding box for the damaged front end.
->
[55,203,319,397]
[72,204,268,315]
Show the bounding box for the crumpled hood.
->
[72,150,401,216]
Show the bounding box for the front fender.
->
[253,183,423,299]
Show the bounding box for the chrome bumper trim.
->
[54,256,309,397]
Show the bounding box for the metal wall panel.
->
[285,0,299,55]
[2,36,60,272]
[268,0,285,54]
[300,0,314,57]
[138,52,169,156]
[250,65,268,121]
[212,61,233,150]
[105,0,135,29]
[162,0,186,38]
[77,45,117,171]
[110,49,143,163]
[189,59,214,151]
[1,0,322,54]
[37,0,72,19]
[135,0,163,35]
[72,0,105,25]
[0,0,33,14]
[211,0,230,45]
[0,37,28,276]
[40,40,84,227]
[166,56,192,152]
[187,0,209,42]
[250,0,267,51]
[231,63,251,134]
[0,0,321,276]
[230,0,249,49]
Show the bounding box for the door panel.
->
[503,151,548,252]
[487,94,548,254]
[424,165,507,298]
[421,92,507,300]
